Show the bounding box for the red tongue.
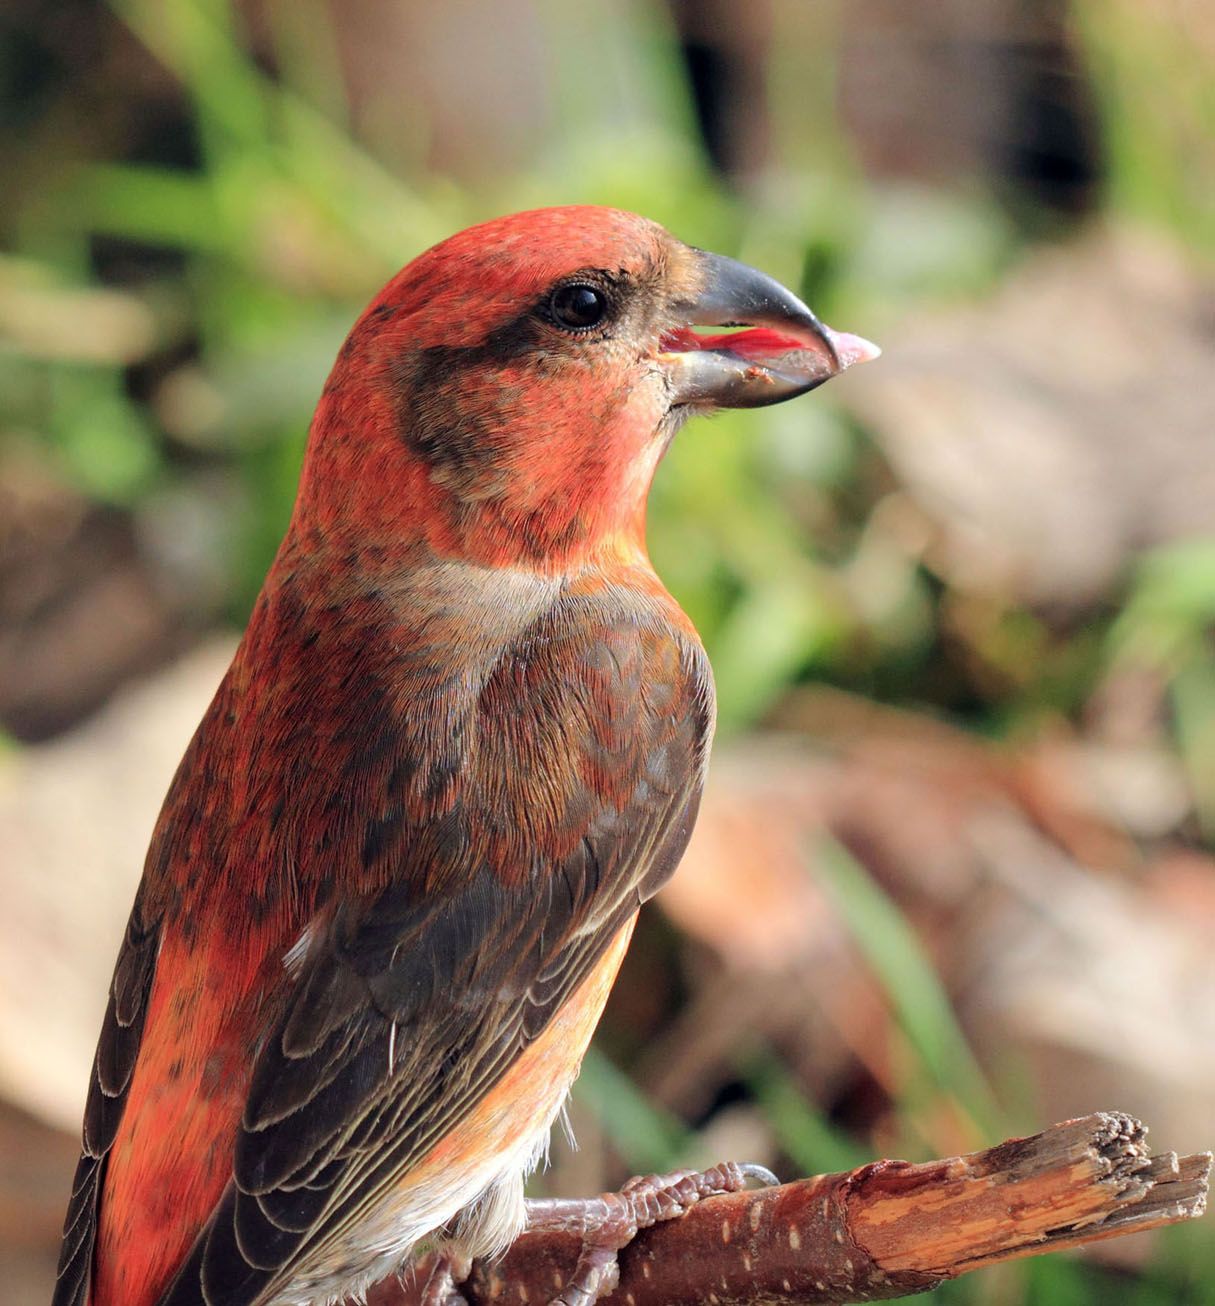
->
[660,325,811,359]
[661,325,881,373]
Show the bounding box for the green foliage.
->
[1110,540,1215,839]
[1074,0,1215,254]
[811,838,1003,1141]
[743,1047,868,1175]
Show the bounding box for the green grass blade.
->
[810,837,1003,1137]
[743,1047,867,1175]
[575,1047,690,1174]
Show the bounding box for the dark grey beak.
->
[661,249,880,409]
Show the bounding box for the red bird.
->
[54,207,877,1306]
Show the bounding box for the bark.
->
[370,1112,1210,1305]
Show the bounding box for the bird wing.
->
[156,599,713,1306]
[53,899,161,1306]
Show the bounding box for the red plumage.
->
[53,207,875,1306]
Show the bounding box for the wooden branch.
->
[370,1113,1209,1306]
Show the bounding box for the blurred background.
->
[2,1,1214,1302]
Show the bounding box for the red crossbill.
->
[54,207,877,1306]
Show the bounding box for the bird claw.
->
[415,1252,472,1306]
[736,1160,781,1189]
[532,1160,778,1306]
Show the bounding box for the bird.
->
[53,205,878,1306]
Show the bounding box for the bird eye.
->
[549,283,609,332]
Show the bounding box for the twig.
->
[370,1113,1209,1305]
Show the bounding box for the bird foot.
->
[414,1251,472,1306]
[526,1161,778,1306]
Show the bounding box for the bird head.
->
[296,206,878,571]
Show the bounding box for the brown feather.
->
[158,562,713,1304]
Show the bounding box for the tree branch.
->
[370,1113,1209,1305]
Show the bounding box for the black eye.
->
[549,283,609,331]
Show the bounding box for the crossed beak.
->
[661,249,880,409]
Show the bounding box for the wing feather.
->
[53,904,160,1306]
[160,605,711,1305]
